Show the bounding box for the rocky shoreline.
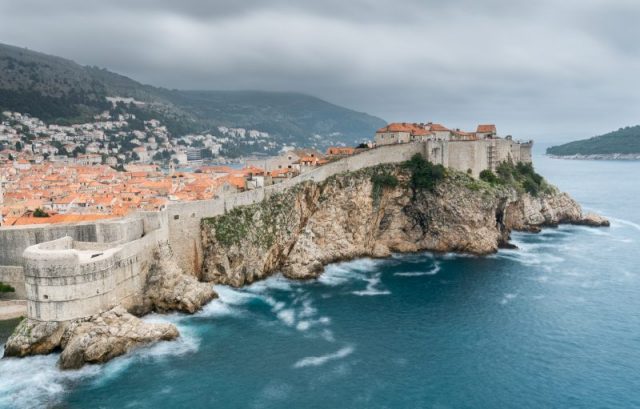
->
[2,243,216,369]
[548,153,640,160]
[201,164,609,287]
[2,161,609,370]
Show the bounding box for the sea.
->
[1,151,639,409]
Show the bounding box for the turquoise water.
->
[1,154,639,408]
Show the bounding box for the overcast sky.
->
[1,0,639,143]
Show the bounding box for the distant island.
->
[547,126,640,159]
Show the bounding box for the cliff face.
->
[201,165,606,287]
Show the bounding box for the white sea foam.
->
[321,329,336,342]
[500,293,518,305]
[296,321,311,331]
[352,273,391,296]
[246,274,293,293]
[0,354,101,408]
[607,216,640,232]
[215,285,260,305]
[394,263,441,277]
[298,299,317,318]
[318,265,363,286]
[318,258,385,286]
[197,299,238,318]
[276,309,296,326]
[293,346,354,368]
[0,318,198,408]
[496,250,564,266]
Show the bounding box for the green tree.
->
[403,154,445,194]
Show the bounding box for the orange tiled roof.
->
[477,124,497,133]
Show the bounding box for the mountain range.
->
[0,43,386,152]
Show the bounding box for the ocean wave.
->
[500,293,518,305]
[196,299,239,318]
[0,354,101,408]
[293,346,354,368]
[607,216,640,232]
[495,250,564,266]
[215,285,261,305]
[352,273,391,296]
[245,274,294,293]
[0,322,198,409]
[394,263,441,277]
[318,258,384,286]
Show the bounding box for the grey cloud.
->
[1,0,639,143]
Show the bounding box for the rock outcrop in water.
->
[3,306,178,369]
[3,243,213,369]
[201,162,607,287]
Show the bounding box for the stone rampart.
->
[23,225,165,321]
[2,139,533,320]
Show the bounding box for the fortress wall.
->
[166,198,225,278]
[8,140,535,319]
[446,140,489,176]
[520,143,533,163]
[166,142,425,275]
[23,227,164,321]
[0,217,144,267]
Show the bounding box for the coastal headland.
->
[0,140,608,368]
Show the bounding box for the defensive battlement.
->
[22,217,167,322]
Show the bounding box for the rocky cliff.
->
[201,161,608,287]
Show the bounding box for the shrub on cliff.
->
[403,154,445,193]
[479,169,499,184]
[495,161,548,196]
[371,172,399,204]
[0,281,15,293]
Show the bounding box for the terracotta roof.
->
[477,124,497,133]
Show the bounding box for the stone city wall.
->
[2,140,532,320]
[23,223,166,322]
[166,142,425,276]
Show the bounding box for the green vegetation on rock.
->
[487,162,551,196]
[371,171,399,205]
[0,282,15,293]
[547,126,640,156]
[203,188,300,249]
[403,154,445,194]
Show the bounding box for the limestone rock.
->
[3,319,66,357]
[139,243,217,314]
[201,167,607,287]
[3,307,178,370]
[575,212,610,227]
[58,306,178,370]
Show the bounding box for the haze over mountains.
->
[0,43,385,152]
